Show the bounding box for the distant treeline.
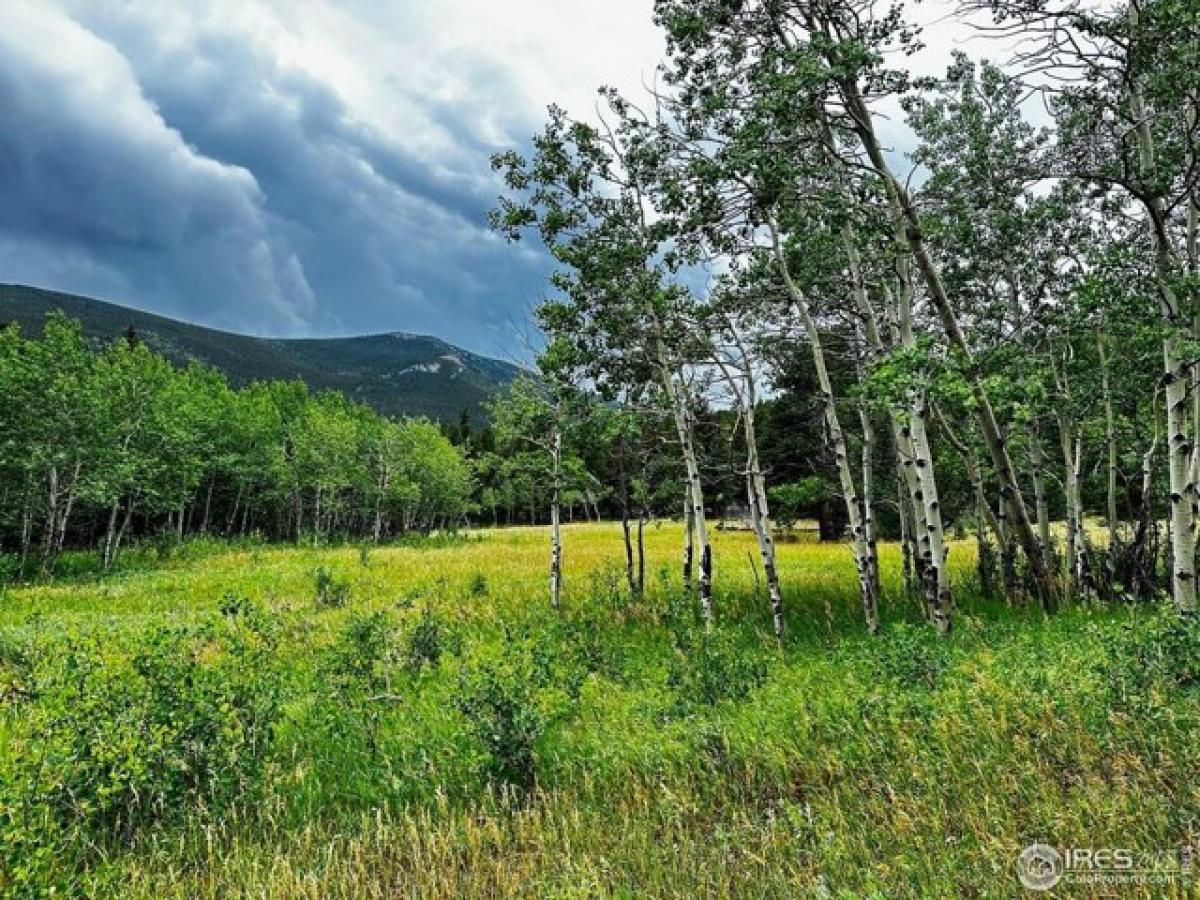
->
[0,315,473,574]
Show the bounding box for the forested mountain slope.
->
[0,284,519,421]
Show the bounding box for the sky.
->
[0,0,973,358]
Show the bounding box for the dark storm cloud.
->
[0,4,553,355]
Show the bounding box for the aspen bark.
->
[891,277,952,631]
[1096,327,1120,585]
[857,397,881,607]
[839,78,1056,611]
[39,464,58,567]
[645,295,712,621]
[770,216,879,632]
[102,498,120,571]
[716,339,786,642]
[550,424,562,609]
[1127,1,1196,612]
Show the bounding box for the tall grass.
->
[2,524,1197,897]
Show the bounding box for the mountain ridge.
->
[0,283,521,422]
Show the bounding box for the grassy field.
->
[2,523,1198,897]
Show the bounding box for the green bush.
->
[316,612,398,759]
[2,605,284,867]
[867,622,951,690]
[1101,605,1200,694]
[405,605,453,672]
[313,566,351,607]
[455,647,544,790]
[667,626,768,713]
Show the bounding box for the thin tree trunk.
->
[39,464,58,568]
[1027,418,1053,566]
[769,215,878,633]
[897,475,917,599]
[18,488,33,573]
[637,505,647,597]
[1097,327,1120,589]
[1127,1,1196,612]
[642,289,712,621]
[714,334,786,641]
[683,487,695,592]
[856,392,881,609]
[113,501,134,567]
[840,77,1056,611]
[102,498,120,571]
[201,480,214,534]
[550,425,563,609]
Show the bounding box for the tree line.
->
[488,0,1199,636]
[0,315,473,575]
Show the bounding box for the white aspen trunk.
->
[890,278,952,630]
[201,480,214,534]
[683,402,713,619]
[840,79,1056,610]
[856,391,881,606]
[897,476,917,598]
[113,501,134,567]
[892,419,929,591]
[718,343,786,643]
[102,498,120,571]
[550,425,563,610]
[770,216,878,632]
[19,488,33,571]
[1058,418,1081,593]
[1164,325,1195,611]
[682,484,695,591]
[1128,1,1196,613]
[1027,420,1053,563]
[52,459,82,559]
[1097,328,1120,579]
[1072,433,1090,594]
[644,294,712,621]
[909,397,952,633]
[39,464,58,567]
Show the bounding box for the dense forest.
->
[0,315,474,575]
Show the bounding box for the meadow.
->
[2,523,1198,898]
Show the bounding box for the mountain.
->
[0,284,521,422]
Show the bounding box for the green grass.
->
[2,524,1198,897]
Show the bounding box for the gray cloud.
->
[0,1,560,355]
[0,0,969,357]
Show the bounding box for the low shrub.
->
[1100,605,1200,694]
[667,625,769,713]
[1,604,284,873]
[455,646,544,790]
[313,566,351,607]
[867,622,952,690]
[317,611,398,758]
[404,605,455,673]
